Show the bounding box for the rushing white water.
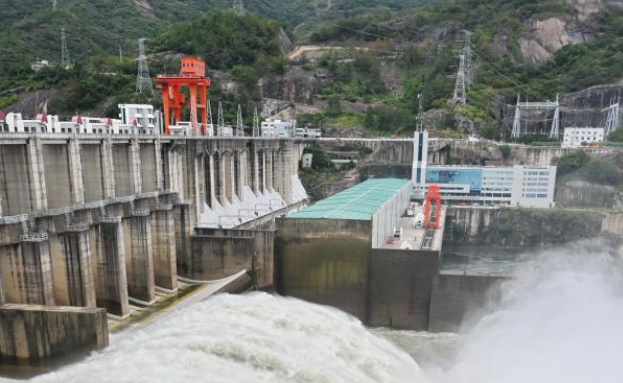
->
[437,240,623,383]
[5,240,623,383]
[28,293,426,383]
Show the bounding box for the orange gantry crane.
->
[156,57,211,136]
[423,184,441,229]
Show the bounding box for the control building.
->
[412,131,557,208]
[562,127,605,148]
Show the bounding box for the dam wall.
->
[0,304,108,363]
[429,274,507,333]
[0,134,308,362]
[443,206,621,248]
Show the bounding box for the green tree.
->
[552,150,589,176]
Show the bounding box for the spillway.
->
[3,239,622,383]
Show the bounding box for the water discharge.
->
[4,240,623,383]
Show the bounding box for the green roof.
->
[289,178,409,221]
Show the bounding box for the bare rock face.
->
[518,38,552,65]
[133,0,156,19]
[567,0,605,22]
[535,18,571,52]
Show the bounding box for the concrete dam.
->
[0,133,308,363]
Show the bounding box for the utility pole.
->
[233,0,245,15]
[119,45,123,63]
[61,28,71,69]
[136,38,153,94]
[253,107,260,137]
[236,105,244,137]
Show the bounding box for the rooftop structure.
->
[289,178,410,221]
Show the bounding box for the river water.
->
[3,240,623,383]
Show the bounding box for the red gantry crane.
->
[156,57,211,136]
[424,184,441,229]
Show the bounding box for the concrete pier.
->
[151,206,177,291]
[50,228,96,308]
[0,237,55,306]
[91,218,129,318]
[0,304,108,362]
[124,212,155,305]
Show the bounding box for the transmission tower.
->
[233,0,245,15]
[207,99,214,137]
[217,101,225,128]
[136,38,153,94]
[462,30,473,88]
[61,28,71,69]
[253,107,260,137]
[511,94,560,139]
[451,54,467,106]
[416,93,424,132]
[605,96,620,136]
[236,105,244,137]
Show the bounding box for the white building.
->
[562,127,605,148]
[295,128,322,138]
[261,118,294,138]
[412,130,557,208]
[118,104,161,135]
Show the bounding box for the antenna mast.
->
[136,38,153,94]
[61,28,71,69]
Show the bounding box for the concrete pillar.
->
[265,151,273,191]
[223,153,233,204]
[155,139,164,191]
[151,206,177,291]
[281,144,294,204]
[230,153,236,201]
[236,151,245,201]
[68,138,85,205]
[101,138,116,199]
[253,150,260,195]
[92,218,129,317]
[0,260,5,305]
[27,138,48,211]
[130,139,142,194]
[174,203,193,278]
[51,228,96,307]
[207,153,216,208]
[194,155,205,219]
[261,151,267,193]
[0,237,55,305]
[124,211,155,305]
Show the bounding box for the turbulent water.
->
[5,240,623,383]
